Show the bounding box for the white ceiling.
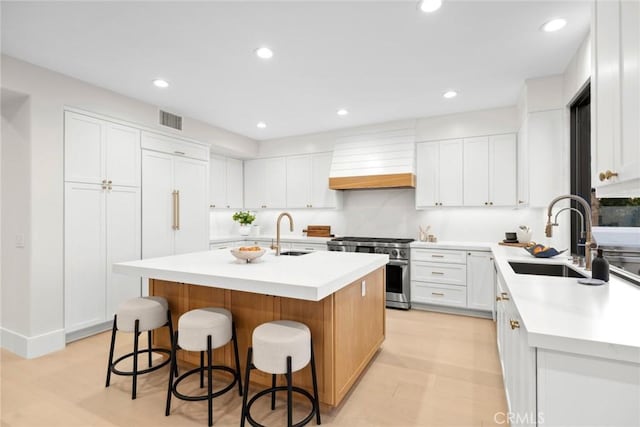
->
[1,1,590,141]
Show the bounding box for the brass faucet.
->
[274,212,294,256]
[545,195,595,270]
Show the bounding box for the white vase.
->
[517,229,533,243]
[239,224,251,236]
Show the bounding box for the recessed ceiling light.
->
[256,121,267,129]
[337,109,349,116]
[542,18,567,32]
[443,90,458,99]
[418,0,442,13]
[152,79,169,88]
[255,47,274,59]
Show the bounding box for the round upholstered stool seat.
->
[253,320,311,374]
[166,307,243,427]
[106,296,174,400]
[241,320,321,427]
[178,307,233,351]
[117,296,169,332]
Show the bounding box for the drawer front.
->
[142,132,209,161]
[411,248,466,264]
[411,261,467,286]
[290,242,327,252]
[411,281,467,307]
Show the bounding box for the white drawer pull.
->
[431,292,444,296]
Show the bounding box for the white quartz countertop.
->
[114,250,388,301]
[491,244,640,363]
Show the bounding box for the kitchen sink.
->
[279,251,311,256]
[508,261,587,278]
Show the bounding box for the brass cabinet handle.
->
[484,202,488,205]
[174,151,185,155]
[599,170,619,181]
[489,201,493,205]
[496,296,502,302]
[518,200,525,204]
[510,320,520,330]
[501,292,509,300]
[226,205,230,208]
[431,271,444,275]
[172,190,180,230]
[210,204,216,208]
[431,292,444,296]
[431,254,444,258]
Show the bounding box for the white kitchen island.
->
[114,249,388,407]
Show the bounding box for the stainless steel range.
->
[327,237,413,309]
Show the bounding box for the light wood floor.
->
[1,309,507,426]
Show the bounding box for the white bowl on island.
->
[230,246,266,263]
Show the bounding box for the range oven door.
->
[386,260,410,309]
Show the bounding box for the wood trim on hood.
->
[329,173,416,190]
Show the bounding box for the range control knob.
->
[398,250,406,258]
[390,249,399,258]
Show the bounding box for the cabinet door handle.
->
[599,170,619,181]
[501,292,509,300]
[210,204,216,208]
[489,201,493,206]
[431,271,444,275]
[172,190,180,230]
[496,296,502,302]
[431,254,444,258]
[431,292,444,296]
[174,151,185,155]
[510,320,520,330]
[518,200,526,204]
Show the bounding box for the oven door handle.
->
[388,260,409,266]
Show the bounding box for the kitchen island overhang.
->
[113,249,389,406]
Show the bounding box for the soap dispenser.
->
[591,248,609,282]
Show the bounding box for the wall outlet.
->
[361,280,366,296]
[15,233,25,248]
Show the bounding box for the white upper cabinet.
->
[65,111,140,187]
[489,134,517,206]
[244,157,286,209]
[463,134,516,207]
[285,152,340,209]
[286,155,312,208]
[593,0,640,196]
[416,139,463,208]
[463,137,490,206]
[209,155,244,209]
[226,158,244,209]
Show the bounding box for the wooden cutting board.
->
[304,225,332,237]
[499,241,535,248]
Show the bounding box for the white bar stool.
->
[240,320,321,427]
[105,296,174,400]
[165,307,242,427]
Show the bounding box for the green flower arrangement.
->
[232,211,256,226]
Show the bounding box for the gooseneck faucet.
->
[553,207,586,239]
[545,195,595,270]
[275,212,294,256]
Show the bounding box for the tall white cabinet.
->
[64,111,141,336]
[593,0,640,197]
[141,132,209,259]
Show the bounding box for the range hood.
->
[329,128,416,190]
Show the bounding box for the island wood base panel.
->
[150,266,385,407]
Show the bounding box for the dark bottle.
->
[591,249,609,282]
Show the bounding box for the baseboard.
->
[65,320,112,343]
[1,327,66,359]
[411,303,493,319]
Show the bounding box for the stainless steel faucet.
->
[275,212,294,256]
[553,207,586,239]
[545,195,595,270]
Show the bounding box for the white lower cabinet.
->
[496,271,639,427]
[64,182,141,334]
[466,251,495,311]
[411,247,494,314]
[290,242,327,252]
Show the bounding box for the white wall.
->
[1,90,31,348]
[563,33,591,106]
[0,55,258,358]
[212,106,565,248]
